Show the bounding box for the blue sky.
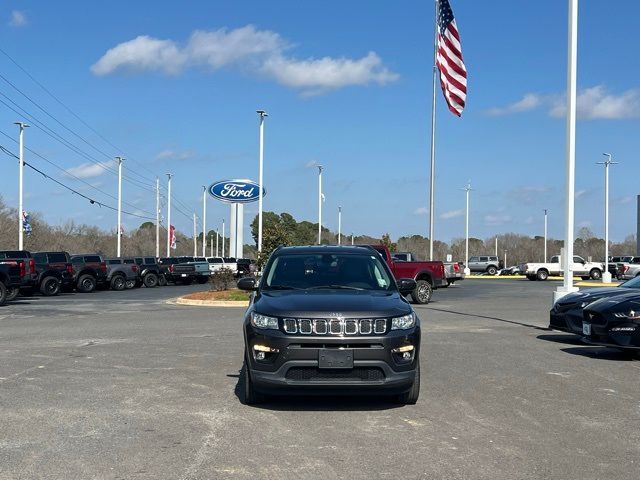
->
[0,0,638,245]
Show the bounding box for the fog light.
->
[402,351,412,361]
[392,345,414,353]
[253,344,279,353]
[255,351,266,360]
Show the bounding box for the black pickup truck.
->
[0,250,37,299]
[32,251,75,296]
[133,257,164,287]
[0,261,26,305]
[70,254,108,293]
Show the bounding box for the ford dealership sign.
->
[208,179,265,204]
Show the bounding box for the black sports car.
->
[582,293,640,349]
[549,275,640,334]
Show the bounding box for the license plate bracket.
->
[318,349,353,369]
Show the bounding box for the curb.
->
[576,281,621,287]
[173,297,249,307]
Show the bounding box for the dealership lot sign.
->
[208,179,265,204]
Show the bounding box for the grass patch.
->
[182,289,251,302]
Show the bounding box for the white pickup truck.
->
[519,255,603,281]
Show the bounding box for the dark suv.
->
[238,245,421,405]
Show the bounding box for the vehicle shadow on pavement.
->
[560,347,638,361]
[536,334,585,346]
[423,306,548,331]
[229,370,403,411]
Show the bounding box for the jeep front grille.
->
[283,318,387,335]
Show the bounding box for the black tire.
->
[487,266,498,276]
[536,270,549,281]
[6,286,20,302]
[580,276,589,281]
[197,276,209,285]
[0,282,7,306]
[158,274,167,286]
[590,269,602,280]
[398,358,420,405]
[527,275,536,281]
[143,273,158,288]
[40,276,60,296]
[242,355,264,405]
[410,280,433,304]
[77,274,96,293]
[125,279,136,289]
[110,275,126,291]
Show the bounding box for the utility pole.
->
[210,234,213,257]
[544,209,548,263]
[14,122,29,250]
[257,110,268,253]
[166,173,172,257]
[216,229,219,257]
[351,234,354,246]
[338,206,342,245]
[222,219,225,257]
[116,156,124,257]
[554,0,580,302]
[202,186,207,257]
[156,177,160,258]
[193,213,197,257]
[317,165,323,245]
[598,153,618,283]
[463,181,472,275]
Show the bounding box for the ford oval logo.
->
[208,179,265,204]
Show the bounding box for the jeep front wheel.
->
[398,358,420,405]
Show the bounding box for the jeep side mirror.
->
[237,277,258,291]
[397,278,417,296]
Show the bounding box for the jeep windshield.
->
[263,253,394,291]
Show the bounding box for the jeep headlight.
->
[391,313,416,330]
[251,312,279,329]
[613,310,640,320]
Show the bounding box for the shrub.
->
[209,268,236,291]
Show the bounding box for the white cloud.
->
[91,25,398,94]
[440,209,464,219]
[64,161,114,179]
[487,93,542,116]
[484,214,512,226]
[618,195,634,205]
[575,189,588,199]
[507,186,552,204]
[550,86,640,120]
[414,207,428,215]
[305,160,322,168]
[488,86,640,120]
[155,149,194,161]
[9,10,27,27]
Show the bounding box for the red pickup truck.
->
[370,245,446,304]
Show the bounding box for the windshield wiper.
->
[265,285,303,290]
[308,285,367,291]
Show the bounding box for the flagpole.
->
[428,0,439,261]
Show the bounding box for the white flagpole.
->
[202,186,207,256]
[428,0,439,261]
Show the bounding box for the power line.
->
[0,46,161,181]
[0,145,155,221]
[0,129,156,217]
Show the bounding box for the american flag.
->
[436,0,467,116]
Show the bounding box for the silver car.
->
[467,255,501,275]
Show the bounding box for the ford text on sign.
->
[208,180,266,204]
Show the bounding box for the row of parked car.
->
[0,249,255,305]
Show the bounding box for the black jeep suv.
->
[238,245,421,405]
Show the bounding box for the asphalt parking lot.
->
[1,280,639,480]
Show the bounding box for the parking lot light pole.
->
[116,156,124,257]
[463,181,472,276]
[210,234,213,257]
[598,153,618,283]
[166,173,172,257]
[317,165,323,245]
[554,0,580,303]
[156,177,160,258]
[257,110,267,254]
[222,219,225,257]
[544,209,548,263]
[338,206,342,245]
[192,213,197,257]
[15,122,28,250]
[216,229,219,257]
[504,249,508,269]
[202,186,207,257]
